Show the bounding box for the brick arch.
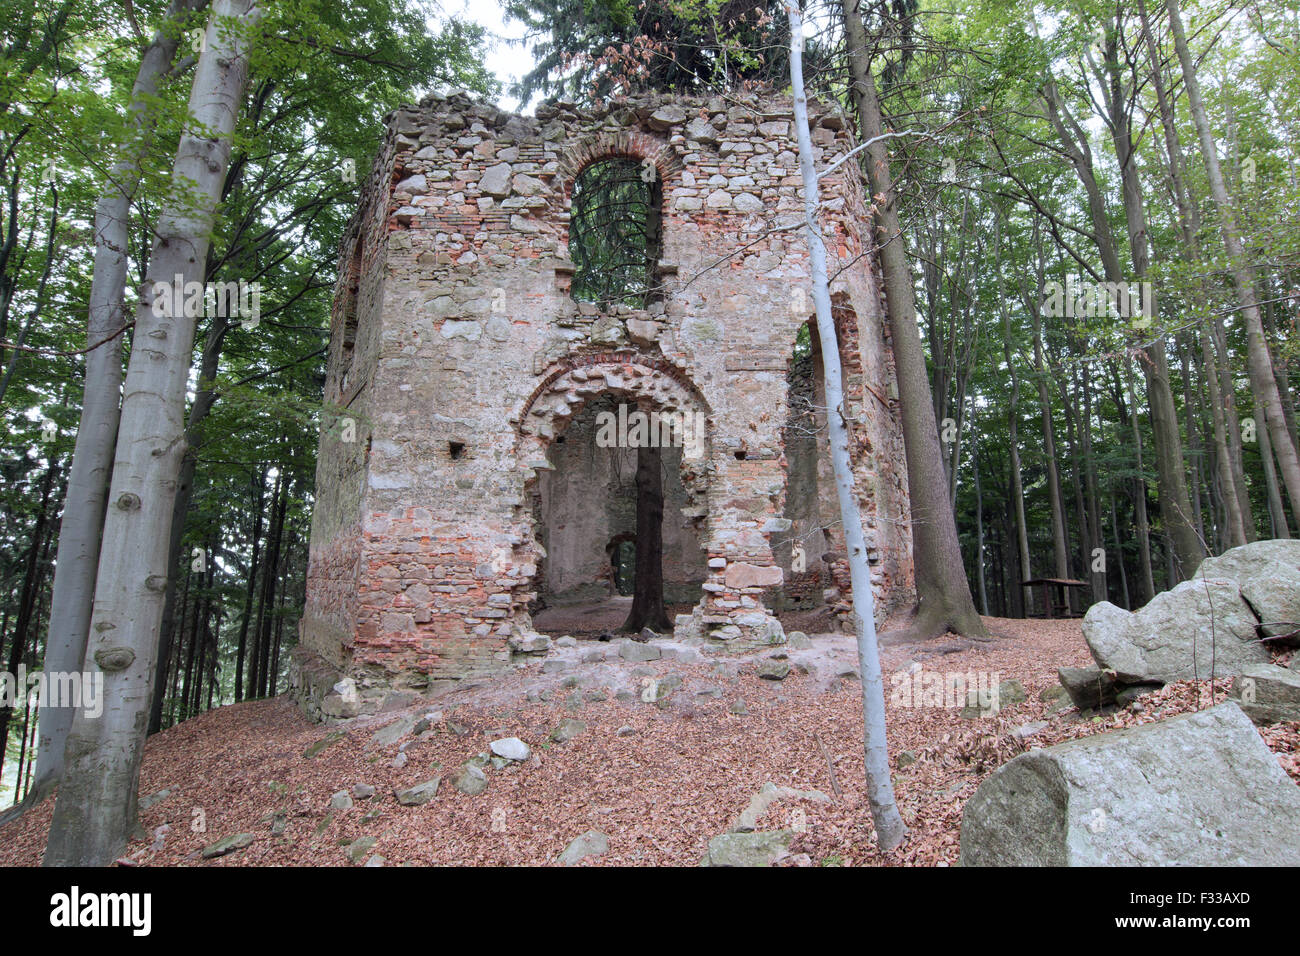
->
[557,130,684,198]
[515,351,712,462]
[514,352,714,624]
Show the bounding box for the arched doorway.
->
[516,357,711,639]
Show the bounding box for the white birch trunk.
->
[787,6,906,851]
[44,0,260,866]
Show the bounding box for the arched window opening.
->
[569,157,662,308]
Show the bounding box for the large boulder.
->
[959,702,1300,866]
[1082,579,1267,683]
[1196,539,1300,632]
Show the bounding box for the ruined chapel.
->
[292,88,915,718]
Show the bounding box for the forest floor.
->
[2,615,1296,867]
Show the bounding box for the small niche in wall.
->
[449,441,466,460]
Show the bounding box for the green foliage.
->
[570,157,659,306]
[504,0,814,101]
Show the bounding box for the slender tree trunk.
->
[1094,30,1203,577]
[792,5,906,850]
[1168,0,1300,530]
[1029,293,1070,591]
[44,0,262,867]
[622,434,670,634]
[1125,363,1156,604]
[234,467,266,702]
[0,463,57,773]
[842,0,985,641]
[31,0,208,806]
[257,472,289,698]
[1255,390,1291,539]
[1110,488,1130,610]
[971,411,989,616]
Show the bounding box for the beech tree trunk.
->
[622,436,670,634]
[30,0,208,806]
[791,5,907,850]
[1168,0,1300,531]
[841,0,985,641]
[44,0,261,867]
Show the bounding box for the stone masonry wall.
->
[297,88,915,711]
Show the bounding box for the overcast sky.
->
[446,0,537,112]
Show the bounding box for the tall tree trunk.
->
[1255,390,1291,539]
[1138,0,1255,540]
[234,466,267,702]
[31,0,208,806]
[622,435,670,634]
[1125,362,1156,604]
[257,471,289,698]
[1092,28,1203,577]
[149,307,229,733]
[1110,488,1131,610]
[971,407,989,616]
[791,6,906,849]
[1027,283,1070,591]
[842,0,986,641]
[1167,0,1300,530]
[0,463,57,774]
[44,0,261,867]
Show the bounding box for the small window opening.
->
[569,157,662,308]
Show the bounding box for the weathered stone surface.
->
[320,693,359,719]
[394,778,440,806]
[1231,664,1300,724]
[489,737,530,761]
[1082,579,1267,683]
[787,630,812,649]
[959,702,1300,866]
[1058,666,1118,710]
[647,104,688,130]
[558,829,609,865]
[725,563,783,589]
[701,830,795,867]
[619,641,661,663]
[298,91,916,711]
[346,835,377,864]
[756,659,790,681]
[730,782,830,833]
[201,833,254,859]
[479,162,512,197]
[550,718,587,743]
[329,790,353,810]
[451,764,488,796]
[1196,539,1300,630]
[508,632,551,655]
[352,783,376,800]
[371,714,418,748]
